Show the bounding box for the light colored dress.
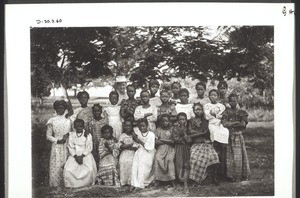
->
[96,138,120,186]
[175,103,195,120]
[118,133,138,186]
[134,105,158,132]
[153,127,175,181]
[190,97,211,106]
[149,96,162,107]
[131,128,156,188]
[46,114,72,187]
[103,105,123,140]
[204,103,229,144]
[63,132,97,188]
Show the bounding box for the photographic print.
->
[5,3,294,198]
[31,26,275,197]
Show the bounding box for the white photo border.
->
[5,3,295,198]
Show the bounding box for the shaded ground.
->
[32,103,274,197]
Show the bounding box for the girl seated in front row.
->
[131,118,156,191]
[64,119,97,188]
[96,124,120,186]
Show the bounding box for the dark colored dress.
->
[172,123,190,182]
[120,98,140,120]
[188,117,219,182]
[87,117,109,168]
[222,108,250,180]
[153,127,176,181]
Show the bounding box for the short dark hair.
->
[209,89,219,97]
[149,79,160,88]
[140,90,150,97]
[137,118,148,126]
[74,119,84,127]
[177,112,187,120]
[193,102,203,110]
[171,81,181,88]
[126,84,136,91]
[217,80,228,90]
[53,100,68,110]
[101,124,113,135]
[195,81,207,90]
[109,91,119,98]
[77,91,90,99]
[179,88,189,97]
[92,103,103,111]
[228,93,238,101]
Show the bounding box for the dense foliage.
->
[31,26,273,108]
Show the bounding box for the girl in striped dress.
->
[222,93,250,181]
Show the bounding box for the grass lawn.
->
[32,105,274,197]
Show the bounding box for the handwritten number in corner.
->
[282,6,286,16]
[282,6,295,16]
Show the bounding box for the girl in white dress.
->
[130,118,156,190]
[134,90,158,132]
[204,89,229,179]
[46,100,72,187]
[103,91,123,140]
[63,119,97,188]
[175,88,195,120]
[119,120,138,186]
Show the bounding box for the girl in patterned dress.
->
[119,120,138,186]
[96,125,120,186]
[103,91,123,140]
[87,104,108,169]
[172,112,191,194]
[46,100,72,187]
[120,84,140,121]
[134,90,158,132]
[188,103,219,185]
[70,91,93,129]
[222,93,250,181]
[152,114,176,188]
[63,119,97,188]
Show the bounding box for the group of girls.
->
[46,77,250,195]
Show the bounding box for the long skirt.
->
[227,132,250,180]
[153,144,175,181]
[49,143,68,187]
[174,144,190,182]
[119,150,135,186]
[63,153,97,188]
[97,164,120,186]
[189,142,219,182]
[131,147,155,188]
[213,141,227,178]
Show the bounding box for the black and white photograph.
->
[5,3,295,198]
